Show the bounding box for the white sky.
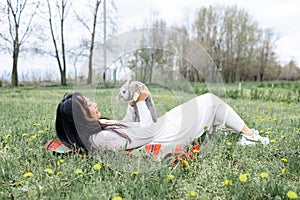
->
[115,0,300,65]
[0,0,299,79]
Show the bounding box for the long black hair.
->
[55,92,130,153]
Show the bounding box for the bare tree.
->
[46,0,69,86]
[72,0,102,84]
[0,0,40,87]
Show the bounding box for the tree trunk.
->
[11,33,19,87]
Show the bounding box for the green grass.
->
[0,82,299,199]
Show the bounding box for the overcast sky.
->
[115,0,300,65]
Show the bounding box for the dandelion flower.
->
[76,169,83,175]
[17,181,24,186]
[23,172,33,178]
[56,171,62,176]
[28,148,33,151]
[223,179,232,186]
[281,135,286,139]
[2,134,11,140]
[112,195,123,200]
[44,168,54,175]
[282,168,286,174]
[281,158,288,163]
[29,134,37,141]
[22,133,28,137]
[57,159,64,165]
[182,160,189,167]
[38,130,44,134]
[287,191,298,199]
[93,164,102,170]
[167,174,174,181]
[270,139,276,143]
[260,172,268,178]
[32,123,41,126]
[188,190,197,197]
[130,171,139,177]
[267,128,271,131]
[239,174,248,182]
[226,141,232,146]
[4,145,10,149]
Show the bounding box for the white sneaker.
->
[239,129,270,145]
[237,135,257,146]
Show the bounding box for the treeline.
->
[122,5,299,84]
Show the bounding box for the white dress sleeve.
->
[122,104,136,122]
[136,101,153,128]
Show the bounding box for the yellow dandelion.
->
[260,172,268,178]
[282,168,286,174]
[182,160,189,167]
[38,130,44,134]
[177,157,183,161]
[76,169,83,175]
[281,158,288,163]
[4,145,10,149]
[259,130,264,134]
[93,164,102,170]
[17,180,25,186]
[167,174,174,181]
[112,195,123,200]
[239,174,248,183]
[2,134,11,140]
[57,159,64,165]
[231,167,238,171]
[45,128,50,131]
[22,133,28,137]
[130,171,139,177]
[265,131,270,135]
[32,123,41,126]
[192,149,200,153]
[270,139,276,143]
[226,141,232,146]
[281,135,286,139]
[44,168,54,175]
[188,190,197,197]
[267,128,271,131]
[287,191,298,199]
[56,171,62,176]
[28,148,33,151]
[23,172,33,178]
[29,134,37,141]
[223,179,232,186]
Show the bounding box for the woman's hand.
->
[136,85,148,102]
[129,85,149,105]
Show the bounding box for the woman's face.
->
[85,97,101,119]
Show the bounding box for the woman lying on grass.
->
[55,86,269,156]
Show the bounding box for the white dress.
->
[90,93,245,151]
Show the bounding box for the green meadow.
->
[0,82,299,199]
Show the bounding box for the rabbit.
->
[117,79,158,123]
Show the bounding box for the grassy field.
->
[0,82,299,199]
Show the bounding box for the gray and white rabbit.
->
[117,79,158,122]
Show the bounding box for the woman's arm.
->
[135,85,154,127]
[136,101,153,127]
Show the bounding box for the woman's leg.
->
[200,93,269,145]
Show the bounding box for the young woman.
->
[55,86,269,155]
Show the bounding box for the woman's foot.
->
[238,129,270,145]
